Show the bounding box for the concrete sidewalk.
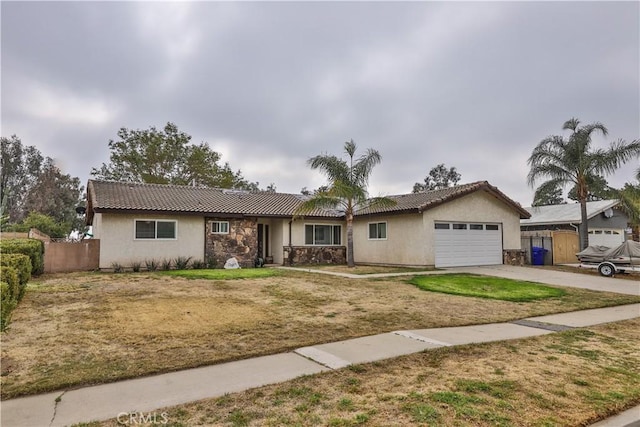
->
[2,303,638,427]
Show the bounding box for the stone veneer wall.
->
[283,246,346,266]
[503,249,526,266]
[205,217,258,268]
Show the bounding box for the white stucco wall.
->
[257,218,286,265]
[96,213,205,269]
[353,191,522,266]
[352,214,428,265]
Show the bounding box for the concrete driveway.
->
[450,265,640,296]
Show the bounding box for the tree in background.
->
[567,174,614,202]
[91,122,255,189]
[527,118,640,250]
[532,181,565,206]
[1,136,84,236]
[413,164,461,193]
[300,185,329,196]
[296,139,396,267]
[616,182,640,241]
[22,159,84,231]
[1,135,44,221]
[5,212,69,238]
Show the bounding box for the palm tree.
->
[528,118,640,250]
[296,139,396,267]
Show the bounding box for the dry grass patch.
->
[92,319,640,427]
[2,270,639,399]
[294,264,434,275]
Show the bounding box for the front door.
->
[257,224,270,259]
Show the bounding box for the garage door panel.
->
[435,222,502,268]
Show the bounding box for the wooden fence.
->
[520,230,580,265]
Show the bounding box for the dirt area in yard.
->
[1,270,639,399]
[295,265,435,274]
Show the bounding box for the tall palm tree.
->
[528,118,640,250]
[296,139,396,267]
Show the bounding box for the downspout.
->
[287,220,293,266]
[570,223,580,235]
[204,218,208,266]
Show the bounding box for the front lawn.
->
[2,270,639,399]
[161,268,281,280]
[409,273,566,302]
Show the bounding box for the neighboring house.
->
[86,180,530,269]
[520,200,630,247]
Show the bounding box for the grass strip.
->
[159,268,281,280]
[409,273,566,302]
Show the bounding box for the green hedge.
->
[0,241,39,331]
[0,239,44,275]
[0,267,20,331]
[1,266,19,300]
[1,281,17,331]
[1,254,32,299]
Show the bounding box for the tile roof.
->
[520,199,621,225]
[87,180,339,218]
[356,181,531,219]
[87,180,530,221]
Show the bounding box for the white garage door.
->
[435,222,503,268]
[588,229,624,248]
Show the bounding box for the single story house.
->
[520,200,630,247]
[85,180,530,269]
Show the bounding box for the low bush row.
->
[1,249,34,331]
[0,238,44,275]
[110,256,213,273]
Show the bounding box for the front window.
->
[368,222,387,240]
[135,220,176,239]
[305,224,341,245]
[211,221,230,234]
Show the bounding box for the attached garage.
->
[434,222,503,267]
[352,181,530,268]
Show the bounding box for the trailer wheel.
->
[598,263,616,277]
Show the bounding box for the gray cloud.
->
[2,1,638,205]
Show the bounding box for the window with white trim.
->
[368,222,387,240]
[211,221,230,234]
[135,220,176,240]
[304,224,341,245]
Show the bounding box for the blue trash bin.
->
[531,246,547,265]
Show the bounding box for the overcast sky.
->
[2,1,639,206]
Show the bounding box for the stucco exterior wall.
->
[270,219,286,265]
[44,240,100,273]
[352,214,427,265]
[96,213,204,269]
